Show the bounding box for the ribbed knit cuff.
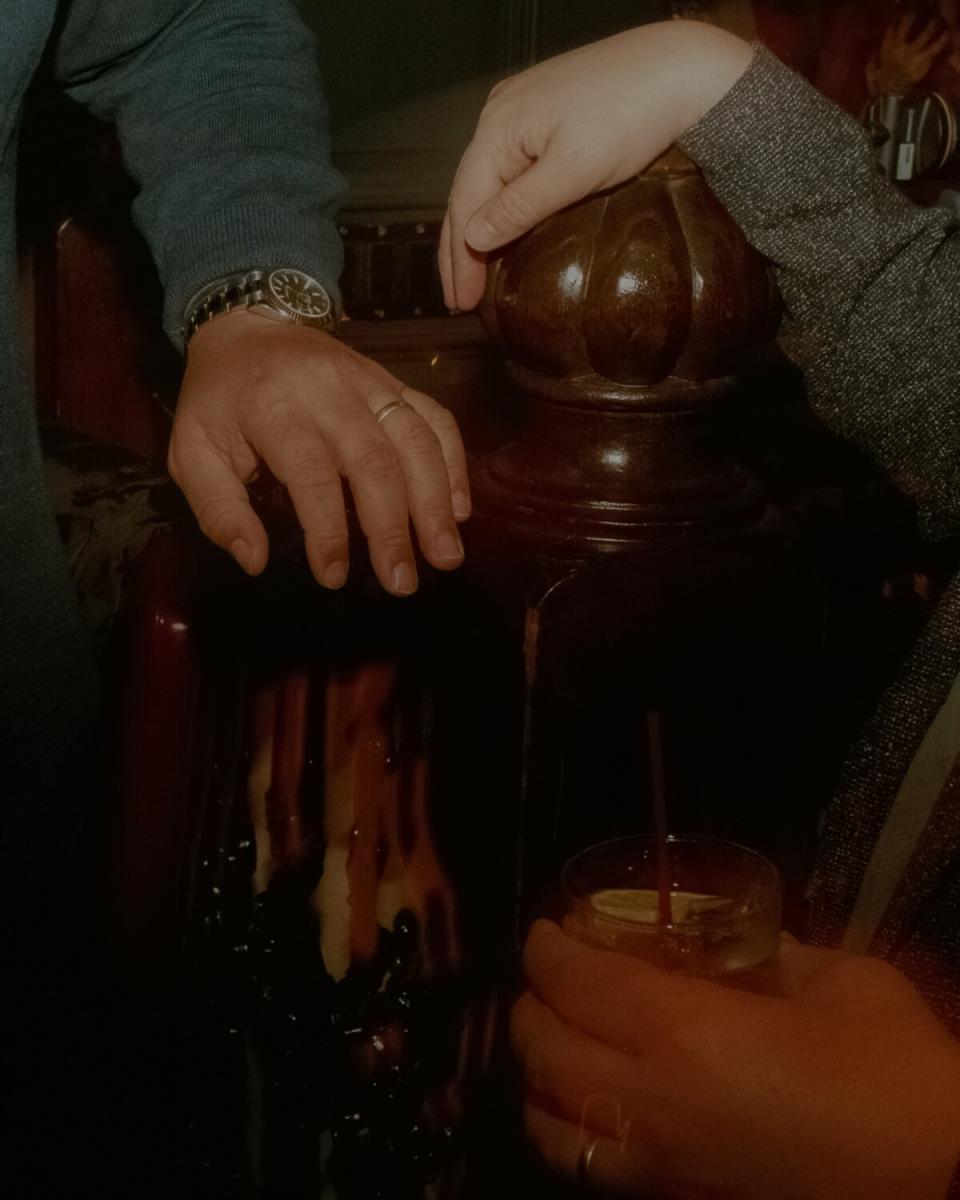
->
[160,202,344,351]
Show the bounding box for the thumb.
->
[464,159,588,252]
[168,435,269,575]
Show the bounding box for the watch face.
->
[267,269,333,321]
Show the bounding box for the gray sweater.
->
[681,48,960,1029]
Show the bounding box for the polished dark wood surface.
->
[473,153,779,553]
[487,151,776,385]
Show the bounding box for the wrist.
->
[665,19,756,131]
[183,268,338,348]
[186,306,339,353]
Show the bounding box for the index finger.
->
[447,143,589,311]
[444,136,506,312]
[439,207,485,314]
[523,920,749,1054]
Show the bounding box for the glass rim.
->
[561,833,781,934]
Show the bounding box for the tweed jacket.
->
[681,49,960,1030]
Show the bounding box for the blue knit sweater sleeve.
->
[52,0,347,349]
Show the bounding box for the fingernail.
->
[465,216,496,252]
[391,563,418,595]
[230,538,252,573]
[323,561,348,589]
[453,491,471,521]
[437,530,464,562]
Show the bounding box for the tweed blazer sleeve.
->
[51,0,347,349]
[680,48,960,539]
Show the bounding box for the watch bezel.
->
[264,268,335,325]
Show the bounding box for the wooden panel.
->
[44,217,177,460]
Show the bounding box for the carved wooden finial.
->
[473,152,780,552]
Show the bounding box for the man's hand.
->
[440,20,754,312]
[512,921,960,1199]
[168,311,470,595]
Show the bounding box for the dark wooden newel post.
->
[468,152,811,924]
[474,150,779,552]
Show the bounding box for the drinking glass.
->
[562,834,782,990]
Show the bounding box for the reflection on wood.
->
[242,661,480,1196]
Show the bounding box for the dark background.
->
[299,0,669,133]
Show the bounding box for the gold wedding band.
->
[576,1136,599,1187]
[374,398,411,425]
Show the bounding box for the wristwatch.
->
[184,267,337,344]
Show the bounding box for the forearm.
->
[679,47,960,535]
[54,0,346,348]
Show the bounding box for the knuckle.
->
[418,496,453,523]
[245,363,284,400]
[512,1023,552,1092]
[373,524,413,554]
[493,185,539,231]
[653,1012,698,1056]
[352,439,400,484]
[285,452,338,490]
[428,407,461,440]
[549,957,595,1003]
[309,527,348,550]
[321,400,369,437]
[831,954,904,994]
[399,419,443,457]
[194,496,236,543]
[256,391,300,426]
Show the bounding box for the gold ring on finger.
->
[374,398,412,425]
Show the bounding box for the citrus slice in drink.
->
[588,887,730,925]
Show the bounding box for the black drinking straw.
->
[648,710,673,927]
